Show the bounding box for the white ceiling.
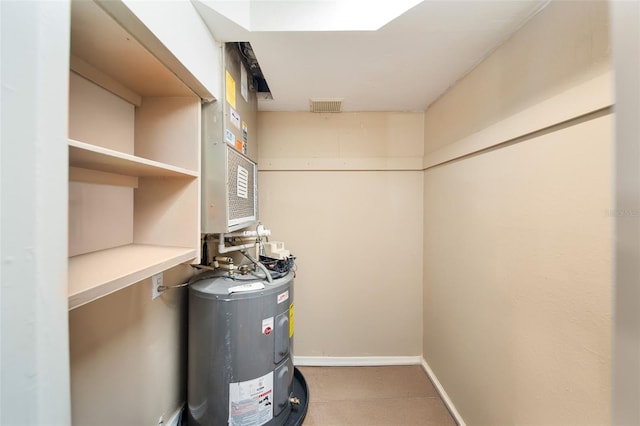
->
[192,0,549,112]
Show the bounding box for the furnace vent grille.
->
[309,98,343,113]
[227,146,256,224]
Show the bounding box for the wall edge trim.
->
[293,356,422,366]
[258,157,424,172]
[423,70,613,170]
[421,357,466,426]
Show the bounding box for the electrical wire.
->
[157,281,190,292]
[157,264,218,292]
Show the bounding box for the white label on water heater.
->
[262,317,274,335]
[228,282,264,294]
[277,290,289,304]
[228,371,274,426]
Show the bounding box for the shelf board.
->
[70,0,203,99]
[68,244,197,310]
[69,139,198,178]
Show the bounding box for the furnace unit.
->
[201,42,259,233]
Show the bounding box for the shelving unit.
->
[67,0,205,309]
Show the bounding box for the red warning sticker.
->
[277,290,289,304]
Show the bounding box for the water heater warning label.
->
[228,371,273,426]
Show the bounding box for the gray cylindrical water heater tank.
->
[187,271,295,425]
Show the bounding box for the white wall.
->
[0,1,71,423]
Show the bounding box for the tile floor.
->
[297,365,456,426]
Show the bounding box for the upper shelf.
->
[70,0,212,100]
[69,139,198,178]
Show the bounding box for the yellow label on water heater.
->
[289,304,294,338]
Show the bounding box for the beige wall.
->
[69,264,192,425]
[259,112,424,171]
[611,2,640,423]
[422,1,612,424]
[425,0,610,153]
[258,112,424,357]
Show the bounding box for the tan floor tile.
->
[303,397,456,426]
[296,365,456,425]
[298,366,439,403]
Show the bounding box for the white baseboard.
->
[420,357,465,426]
[294,356,422,366]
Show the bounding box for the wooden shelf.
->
[70,0,200,99]
[67,1,201,309]
[69,139,198,178]
[68,244,197,310]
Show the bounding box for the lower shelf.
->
[68,244,197,310]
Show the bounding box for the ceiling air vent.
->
[310,98,343,113]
